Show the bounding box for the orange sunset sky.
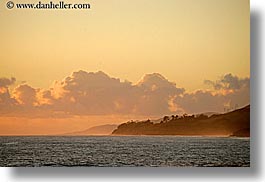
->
[0,0,249,135]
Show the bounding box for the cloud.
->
[134,73,185,115]
[137,73,184,93]
[204,73,249,91]
[46,71,184,116]
[0,71,250,117]
[0,77,17,114]
[0,77,16,88]
[173,90,227,114]
[48,71,136,115]
[173,74,250,114]
[12,84,37,106]
[173,88,249,114]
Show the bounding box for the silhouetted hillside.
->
[112,105,250,137]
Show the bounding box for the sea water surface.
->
[0,136,250,167]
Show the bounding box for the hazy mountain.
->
[64,124,118,136]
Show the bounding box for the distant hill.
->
[112,105,250,137]
[64,124,118,136]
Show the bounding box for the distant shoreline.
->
[112,105,250,137]
[0,134,250,138]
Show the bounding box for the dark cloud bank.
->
[0,71,249,117]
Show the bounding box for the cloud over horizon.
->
[0,77,17,113]
[204,73,249,91]
[0,71,250,117]
[172,74,250,114]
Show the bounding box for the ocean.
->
[0,136,250,167]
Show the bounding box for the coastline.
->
[0,134,250,138]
